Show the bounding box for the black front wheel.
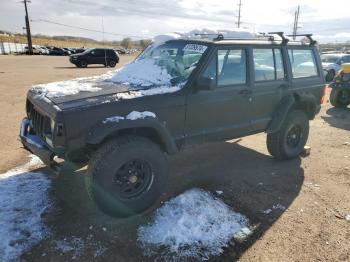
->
[267,110,309,160]
[86,136,168,217]
[330,89,350,108]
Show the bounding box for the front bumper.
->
[20,118,54,167]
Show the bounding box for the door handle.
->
[238,89,252,95]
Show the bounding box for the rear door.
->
[185,46,253,144]
[250,47,288,131]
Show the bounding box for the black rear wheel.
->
[86,136,168,217]
[330,89,350,108]
[267,110,309,160]
[79,60,88,68]
[108,60,116,67]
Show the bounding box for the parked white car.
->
[321,53,350,81]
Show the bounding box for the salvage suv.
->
[20,32,326,217]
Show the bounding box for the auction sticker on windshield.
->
[183,44,207,54]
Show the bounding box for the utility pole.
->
[292,5,300,40]
[236,0,242,28]
[22,0,33,55]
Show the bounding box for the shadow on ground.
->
[322,107,350,131]
[23,140,304,262]
[54,66,108,69]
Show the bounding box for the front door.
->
[185,47,253,145]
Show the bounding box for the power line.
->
[32,18,147,39]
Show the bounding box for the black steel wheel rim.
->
[286,125,302,148]
[113,159,153,199]
[338,90,349,104]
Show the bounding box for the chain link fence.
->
[0,42,26,55]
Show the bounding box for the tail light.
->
[320,85,328,104]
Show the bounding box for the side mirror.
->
[196,77,216,90]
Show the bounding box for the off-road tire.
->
[79,60,88,68]
[86,136,168,217]
[267,110,309,160]
[330,89,350,108]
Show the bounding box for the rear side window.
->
[253,48,285,82]
[288,49,318,78]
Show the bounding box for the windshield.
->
[137,42,207,85]
[321,55,340,63]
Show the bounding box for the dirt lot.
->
[0,55,349,261]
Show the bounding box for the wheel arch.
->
[86,118,178,155]
[267,93,318,134]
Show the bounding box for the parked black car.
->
[49,47,65,56]
[20,33,326,217]
[69,48,119,68]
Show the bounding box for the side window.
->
[253,48,285,82]
[201,49,247,87]
[217,49,246,86]
[288,49,318,78]
[343,56,350,63]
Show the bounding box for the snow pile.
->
[114,85,182,100]
[103,111,156,124]
[31,72,114,98]
[137,188,251,260]
[0,156,51,262]
[111,58,172,87]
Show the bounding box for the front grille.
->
[26,100,51,137]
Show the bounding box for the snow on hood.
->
[31,71,114,98]
[0,155,51,261]
[30,58,178,99]
[137,188,251,260]
[111,58,172,87]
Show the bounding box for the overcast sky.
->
[0,0,349,43]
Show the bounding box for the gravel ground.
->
[0,55,349,262]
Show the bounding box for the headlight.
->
[50,119,55,134]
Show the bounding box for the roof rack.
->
[194,33,224,41]
[286,34,317,47]
[268,32,289,45]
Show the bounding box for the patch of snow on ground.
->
[272,204,286,211]
[137,188,251,260]
[53,236,106,260]
[103,111,156,124]
[0,155,51,262]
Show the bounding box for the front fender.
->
[86,117,178,154]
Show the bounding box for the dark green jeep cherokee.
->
[20,33,326,217]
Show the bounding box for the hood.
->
[322,62,336,68]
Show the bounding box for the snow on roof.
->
[152,28,258,45]
[137,188,251,260]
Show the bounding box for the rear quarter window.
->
[288,49,318,78]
